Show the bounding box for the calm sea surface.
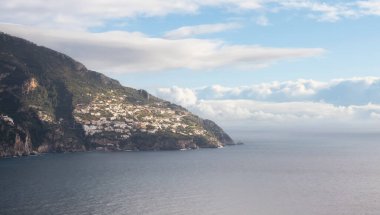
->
[1,131,380,215]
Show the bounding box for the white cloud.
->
[0,0,264,30]
[156,91,380,123]
[276,0,380,21]
[160,77,380,105]
[357,0,380,15]
[191,79,327,101]
[1,0,379,32]
[193,100,361,121]
[0,23,324,74]
[277,1,358,22]
[164,22,241,39]
[0,0,201,30]
[156,77,380,128]
[157,86,198,106]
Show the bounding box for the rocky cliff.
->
[0,32,235,157]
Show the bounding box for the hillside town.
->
[73,91,209,140]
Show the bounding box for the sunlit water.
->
[1,131,380,215]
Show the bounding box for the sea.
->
[1,130,380,215]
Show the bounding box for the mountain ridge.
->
[0,32,234,157]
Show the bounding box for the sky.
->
[2,0,380,131]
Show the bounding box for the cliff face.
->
[0,115,32,156]
[0,32,235,157]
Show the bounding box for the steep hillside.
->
[0,32,234,157]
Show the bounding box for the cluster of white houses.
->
[73,93,207,139]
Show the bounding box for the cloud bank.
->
[1,0,380,31]
[0,24,324,74]
[185,77,380,106]
[3,0,379,75]
[156,77,380,128]
[164,23,241,39]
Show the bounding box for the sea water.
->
[1,131,380,215]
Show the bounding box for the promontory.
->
[0,32,234,157]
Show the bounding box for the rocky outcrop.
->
[22,77,38,94]
[0,115,33,157]
[0,114,87,157]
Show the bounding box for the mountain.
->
[0,32,234,157]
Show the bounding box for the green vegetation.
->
[0,32,234,157]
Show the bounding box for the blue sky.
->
[2,0,380,129]
[87,2,380,90]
